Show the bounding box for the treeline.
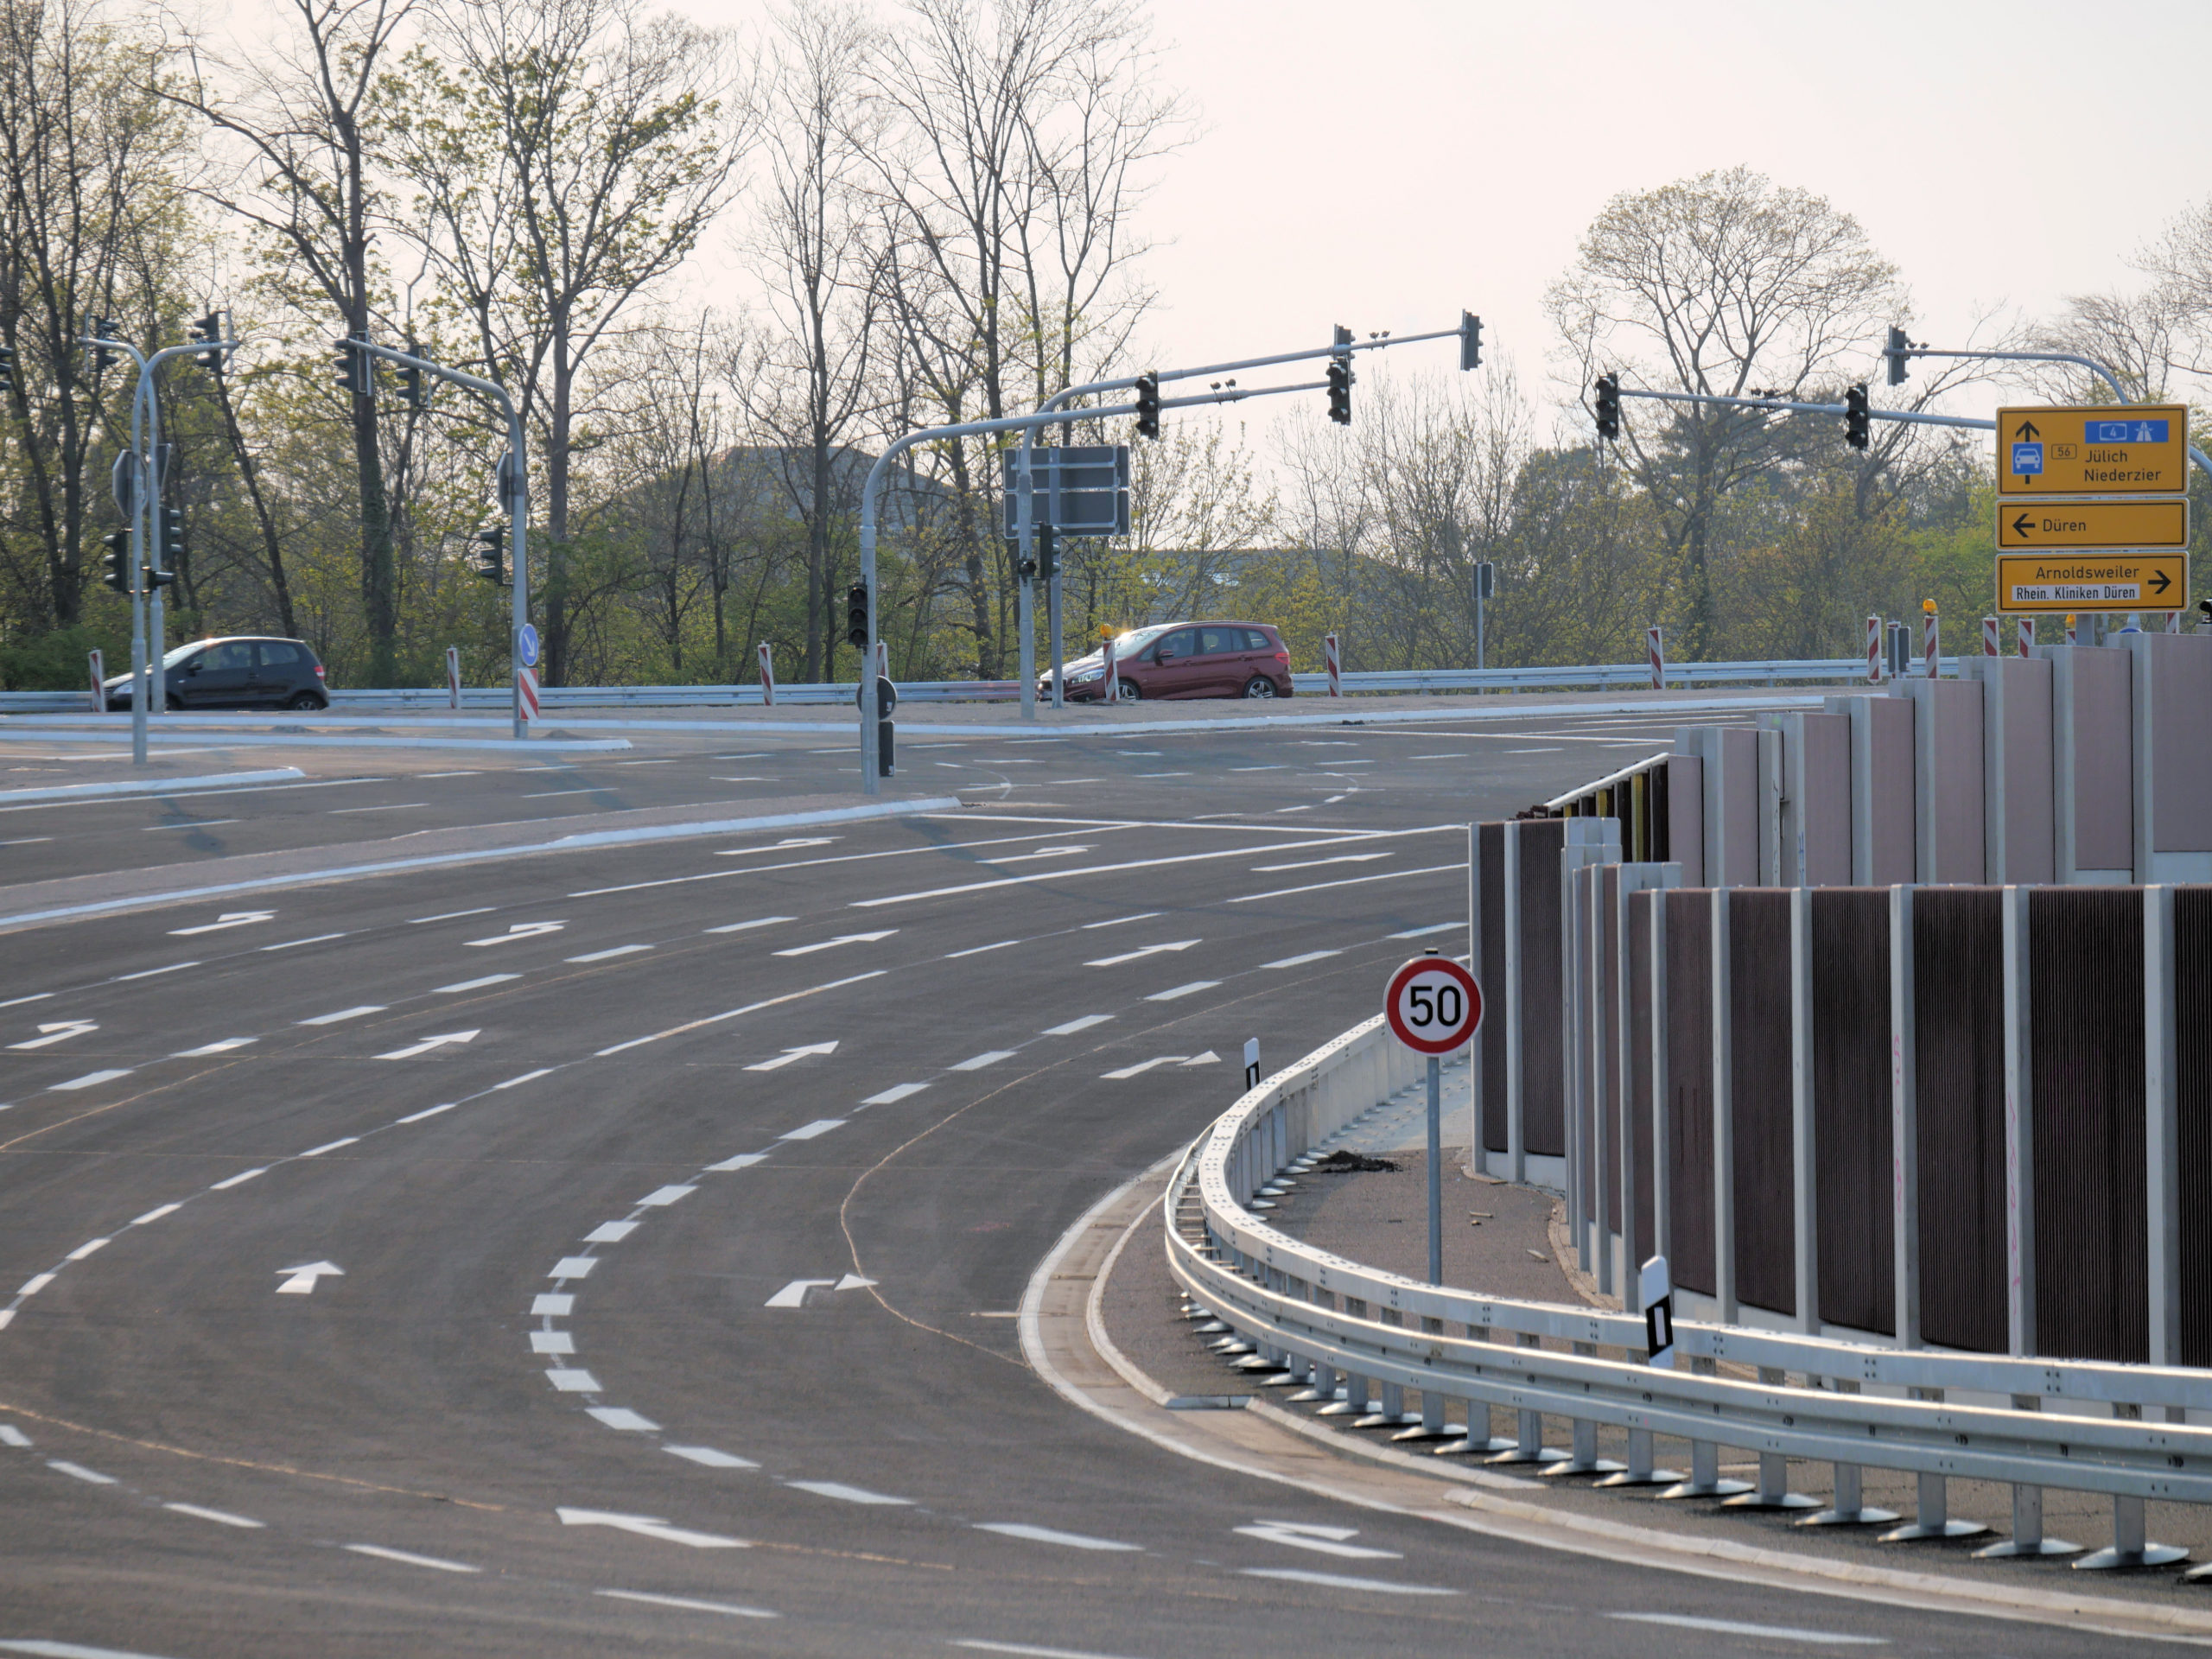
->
[2,4,2207,692]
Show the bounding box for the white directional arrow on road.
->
[464,921,566,947]
[9,1020,97,1051]
[1084,939,1199,969]
[1235,1520,1402,1559]
[168,910,276,937]
[771,931,897,958]
[373,1029,480,1060]
[743,1040,838,1072]
[1101,1054,1220,1080]
[556,1507,747,1549]
[275,1262,344,1295]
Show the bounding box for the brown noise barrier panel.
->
[1480,823,1508,1155]
[1519,818,1567,1157]
[1730,890,1796,1319]
[1913,887,2007,1353]
[1627,890,1656,1265]
[1601,867,1622,1234]
[2030,887,2146,1363]
[1664,890,1715,1296]
[2178,887,2212,1368]
[1811,889,1893,1337]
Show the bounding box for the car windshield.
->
[162,641,213,668]
[1076,625,1168,662]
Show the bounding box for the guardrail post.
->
[1721,1369,1816,1512]
[1658,1354,1750,1499]
[1486,1332,1562,1464]
[1973,1396,2078,1559]
[2078,1487,2186,1571]
[1878,1387,1986,1542]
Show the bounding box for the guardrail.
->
[1170,1014,2212,1570]
[0,655,1951,716]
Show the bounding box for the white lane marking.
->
[715,836,837,857]
[1146,981,1219,1001]
[1043,1014,1113,1035]
[975,1522,1142,1552]
[433,974,517,994]
[1408,753,1466,760]
[556,1507,747,1549]
[570,826,1090,899]
[664,1445,757,1469]
[1237,1567,1456,1596]
[1610,1613,1886,1645]
[944,938,1021,959]
[130,1205,181,1226]
[1249,853,1392,873]
[1262,950,1340,969]
[1236,1520,1398,1558]
[464,920,565,947]
[549,1257,596,1280]
[532,1294,573,1317]
[0,836,52,845]
[765,1280,835,1308]
[531,1332,575,1355]
[565,944,652,963]
[524,788,597,798]
[585,1221,637,1243]
[0,993,52,1010]
[330,802,428,813]
[1504,746,1561,753]
[587,1407,661,1432]
[420,771,482,779]
[168,910,275,937]
[952,1642,1144,1659]
[1230,862,1463,903]
[772,929,896,957]
[64,1239,108,1262]
[594,970,883,1058]
[494,1067,554,1090]
[174,1038,256,1056]
[785,1480,911,1505]
[860,1084,925,1106]
[49,1070,131,1091]
[210,1167,267,1191]
[705,1153,766,1173]
[410,906,496,924]
[261,932,349,950]
[142,818,240,830]
[1181,1052,1219,1066]
[950,1050,1014,1071]
[637,1185,696,1206]
[1084,938,1198,968]
[0,1639,188,1658]
[1277,805,1312,813]
[275,1261,343,1294]
[47,1460,117,1484]
[10,1020,96,1050]
[595,1588,776,1619]
[1133,772,1192,778]
[1390,923,1459,938]
[110,962,199,982]
[296,1137,359,1158]
[849,836,1395,909]
[836,1273,875,1290]
[297,1005,385,1026]
[744,1041,837,1071]
[17,1274,54,1295]
[779,1119,844,1141]
[704,915,794,933]
[1230,765,1287,772]
[0,1425,29,1446]
[374,1029,479,1060]
[1080,912,1161,929]
[165,1501,265,1529]
[344,1542,481,1573]
[1101,1057,1184,1080]
[545,1368,601,1391]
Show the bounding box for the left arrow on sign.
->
[374,1029,480,1060]
[556,1508,747,1549]
[9,1020,97,1051]
[276,1262,344,1294]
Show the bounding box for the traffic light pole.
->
[351,341,530,741]
[140,338,237,714]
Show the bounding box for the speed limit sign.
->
[1384,955,1482,1055]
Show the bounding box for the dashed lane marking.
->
[779,1120,844,1141]
[296,1005,385,1026]
[46,1461,117,1485]
[785,1480,912,1506]
[48,1070,131,1092]
[1609,1613,1885,1646]
[974,1522,1142,1552]
[951,1642,1146,1659]
[174,1038,255,1056]
[565,944,652,963]
[344,1542,481,1574]
[950,1050,1015,1071]
[556,1509,747,1549]
[1262,950,1340,969]
[431,974,518,994]
[1390,924,1458,939]
[163,1502,264,1529]
[1145,982,1219,1002]
[663,1446,756,1470]
[1042,1015,1112,1035]
[1237,1567,1457,1596]
[860,1084,925,1106]
[595,1588,777,1619]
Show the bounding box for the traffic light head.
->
[846,582,870,649]
[1134,372,1160,440]
[1325,357,1351,425]
[1884,325,1911,387]
[189,313,224,369]
[151,505,183,577]
[472,524,505,584]
[0,344,15,395]
[1037,524,1058,585]
[88,319,118,372]
[1845,383,1871,450]
[1459,311,1483,372]
[1593,373,1620,442]
[101,528,132,593]
[334,335,366,397]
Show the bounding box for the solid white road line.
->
[785,1480,912,1505]
[163,1502,264,1529]
[1146,982,1218,1001]
[1230,862,1463,904]
[1262,950,1340,969]
[344,1542,481,1573]
[850,837,1400,909]
[1236,1567,1457,1596]
[595,1588,776,1618]
[1249,853,1391,873]
[1042,1015,1112,1035]
[974,1522,1142,1552]
[1609,1613,1885,1645]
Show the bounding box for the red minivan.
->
[1046,620,1294,702]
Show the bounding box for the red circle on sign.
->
[1384,955,1482,1055]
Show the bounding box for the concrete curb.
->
[0,768,304,804]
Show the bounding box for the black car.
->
[104,636,330,711]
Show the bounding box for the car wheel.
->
[1242,676,1277,699]
[1116,678,1141,702]
[285,692,326,711]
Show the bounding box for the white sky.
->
[663,0,2212,423]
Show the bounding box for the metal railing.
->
[1170,1014,2212,1564]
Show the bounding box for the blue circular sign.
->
[518,624,540,668]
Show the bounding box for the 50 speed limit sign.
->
[1384,955,1482,1055]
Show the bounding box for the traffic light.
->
[1459,310,1483,372]
[0,344,16,395]
[334,334,367,396]
[150,505,183,580]
[846,582,869,649]
[1884,325,1911,387]
[397,337,425,409]
[1134,372,1160,439]
[88,319,118,372]
[101,528,132,593]
[1325,357,1351,425]
[1037,524,1058,585]
[1845,383,1871,450]
[472,524,505,583]
[189,313,223,370]
[1593,373,1620,442]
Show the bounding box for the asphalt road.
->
[0,705,2133,1657]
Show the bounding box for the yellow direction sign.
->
[1997,404,2190,494]
[1994,496,2188,550]
[1996,554,2190,613]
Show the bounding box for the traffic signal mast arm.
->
[1611,383,1999,436]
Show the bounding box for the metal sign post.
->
[1384,951,1484,1286]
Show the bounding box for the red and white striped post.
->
[517,665,540,723]
[756,641,775,705]
[1866,615,1881,683]
[1923,603,1940,677]
[2065,613,2078,647]
[1647,626,1664,690]
[1981,615,1999,656]
[1103,634,1118,702]
[86,648,105,713]
[2017,618,2033,658]
[875,639,888,681]
[1323,632,1342,697]
[2168,611,2183,633]
[446,645,461,710]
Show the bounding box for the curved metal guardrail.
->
[1168,1014,2212,1567]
